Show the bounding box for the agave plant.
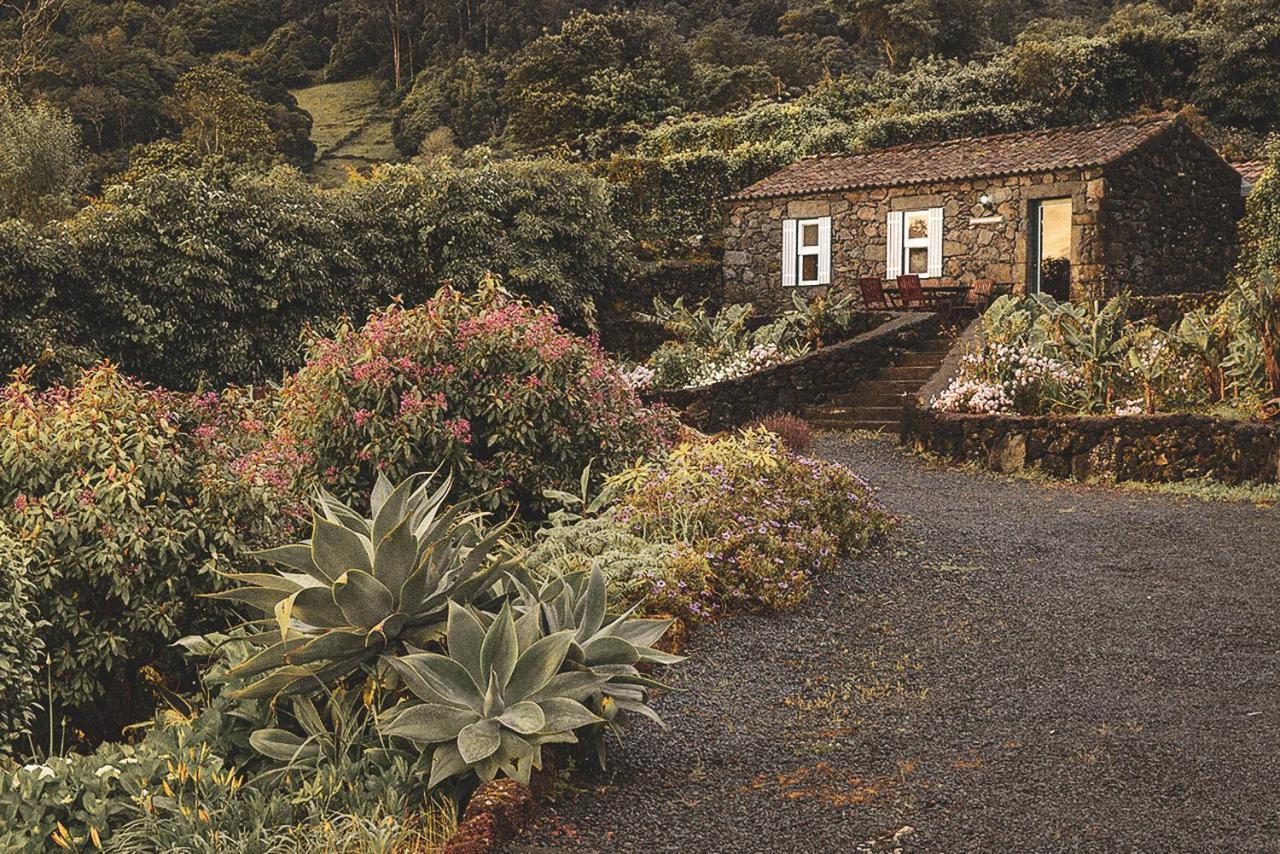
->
[520,568,680,735]
[379,602,606,787]
[209,470,512,700]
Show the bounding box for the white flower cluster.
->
[685,343,787,388]
[932,378,1014,413]
[621,363,655,390]
[1113,399,1144,416]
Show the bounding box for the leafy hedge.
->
[0,521,42,753]
[0,159,632,389]
[0,365,287,740]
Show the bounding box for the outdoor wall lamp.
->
[978,192,994,212]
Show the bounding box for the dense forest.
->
[1,0,1278,386]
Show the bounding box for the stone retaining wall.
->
[646,311,943,433]
[903,403,1280,484]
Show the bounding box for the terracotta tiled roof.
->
[728,113,1180,201]
[1230,160,1266,185]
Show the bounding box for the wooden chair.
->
[895,275,939,311]
[858,276,891,311]
[965,278,995,311]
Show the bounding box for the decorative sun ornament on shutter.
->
[817,217,832,285]
[927,207,944,279]
[885,211,904,280]
[781,218,797,287]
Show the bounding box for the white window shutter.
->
[781,219,797,287]
[885,211,903,280]
[927,207,944,279]
[817,217,832,285]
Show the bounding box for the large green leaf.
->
[373,511,418,600]
[537,697,602,734]
[333,569,395,627]
[497,701,545,735]
[581,636,640,666]
[386,653,481,711]
[312,515,373,579]
[289,585,347,628]
[504,630,572,703]
[380,703,479,744]
[251,543,332,584]
[457,718,501,764]
[428,742,467,788]
[526,671,610,704]
[446,601,486,686]
[249,728,316,763]
[204,586,294,612]
[479,603,518,690]
[286,630,366,666]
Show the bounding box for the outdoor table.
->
[881,283,973,309]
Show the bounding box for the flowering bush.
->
[262,284,677,518]
[933,293,1274,417]
[0,364,286,740]
[933,344,1081,414]
[607,428,892,620]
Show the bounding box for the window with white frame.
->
[781,216,831,287]
[885,208,943,279]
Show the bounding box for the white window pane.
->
[908,247,928,274]
[1041,198,1071,260]
[801,223,819,247]
[906,212,929,240]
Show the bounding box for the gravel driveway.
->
[514,434,1280,853]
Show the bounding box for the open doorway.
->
[1029,198,1072,300]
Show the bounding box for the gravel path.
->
[514,434,1279,853]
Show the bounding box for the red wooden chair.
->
[858,276,891,310]
[965,278,996,311]
[895,274,937,311]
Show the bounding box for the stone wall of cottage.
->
[723,168,1108,313]
[1101,123,1244,295]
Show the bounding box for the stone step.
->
[857,378,922,394]
[881,364,938,382]
[899,350,948,367]
[809,418,900,432]
[829,390,908,407]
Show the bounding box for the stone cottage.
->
[723,113,1244,312]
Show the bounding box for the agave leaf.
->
[537,697,602,734]
[312,515,373,579]
[481,667,504,717]
[504,631,573,703]
[576,567,608,640]
[227,637,309,678]
[599,614,673,649]
[232,666,320,701]
[290,586,347,629]
[316,487,371,536]
[526,671,610,704]
[217,572,306,593]
[292,695,326,740]
[428,742,467,788]
[333,570,395,627]
[204,585,295,613]
[497,701,545,735]
[285,631,366,666]
[251,543,332,584]
[496,731,536,785]
[369,613,407,646]
[446,602,486,686]
[385,653,481,711]
[514,604,541,653]
[613,696,666,727]
[458,718,502,764]
[373,472,422,544]
[373,511,418,599]
[370,471,394,519]
[411,473,454,538]
[479,604,519,691]
[581,636,640,666]
[380,703,479,744]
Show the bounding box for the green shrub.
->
[609,428,893,620]
[0,91,84,224]
[258,284,676,519]
[0,364,286,740]
[393,56,506,153]
[0,522,42,753]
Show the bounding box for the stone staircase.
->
[803,337,953,432]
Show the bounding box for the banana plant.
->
[207,470,513,701]
[379,602,606,787]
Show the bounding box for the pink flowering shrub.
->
[0,364,288,741]
[264,284,678,518]
[612,428,893,620]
